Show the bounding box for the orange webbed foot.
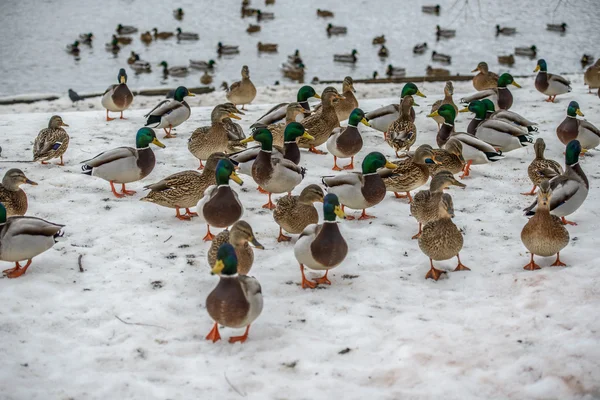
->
[257,186,269,194]
[561,217,577,226]
[203,225,215,241]
[454,263,471,272]
[551,253,566,267]
[175,209,191,220]
[308,146,327,155]
[228,326,251,344]
[358,210,376,220]
[185,208,198,217]
[523,262,541,271]
[425,263,447,281]
[277,228,292,242]
[300,264,317,289]
[313,271,331,285]
[3,260,32,279]
[205,323,221,343]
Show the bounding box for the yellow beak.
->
[229,171,243,185]
[228,112,242,120]
[576,109,585,117]
[301,131,315,140]
[313,93,321,99]
[413,102,420,107]
[120,76,126,84]
[458,107,469,113]
[240,136,255,144]
[416,90,426,98]
[361,118,370,127]
[334,205,346,219]
[427,111,439,118]
[211,259,225,275]
[533,65,540,72]
[152,138,166,148]
[187,91,195,97]
[431,156,442,165]
[512,81,522,88]
[385,161,398,169]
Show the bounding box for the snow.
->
[1,76,599,400]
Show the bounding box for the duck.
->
[173,8,184,20]
[313,76,358,122]
[547,23,567,32]
[207,221,263,275]
[218,42,240,55]
[428,104,503,178]
[418,193,469,280]
[461,73,521,111]
[296,87,345,154]
[189,59,217,71]
[200,71,213,85]
[153,28,174,39]
[436,25,455,38]
[257,42,278,52]
[176,27,199,40]
[422,4,441,14]
[130,59,151,73]
[427,138,465,177]
[127,51,139,64]
[294,193,347,288]
[78,33,93,44]
[241,6,259,17]
[145,86,194,138]
[431,51,451,63]
[410,170,466,239]
[333,49,358,63]
[523,140,588,226]
[81,128,164,197]
[112,34,132,45]
[385,95,418,155]
[252,86,319,127]
[188,104,243,169]
[256,10,274,21]
[378,45,389,58]
[365,82,426,133]
[0,203,64,279]
[281,62,306,81]
[317,9,334,17]
[471,62,499,91]
[140,31,153,44]
[101,68,134,121]
[105,38,120,53]
[496,25,516,35]
[116,24,138,34]
[522,138,563,196]
[66,41,80,55]
[323,152,396,219]
[521,180,570,270]
[33,115,70,166]
[515,45,537,58]
[196,159,244,241]
[158,61,189,77]
[225,65,256,110]
[372,35,386,45]
[287,49,303,65]
[261,103,311,148]
[273,184,324,242]
[479,99,538,133]
[240,128,306,209]
[534,59,572,102]
[426,65,449,77]
[0,169,37,217]
[221,104,248,154]
[498,54,515,66]
[584,59,600,93]
[327,24,347,35]
[326,108,370,170]
[413,42,428,54]
[378,145,437,202]
[429,81,458,129]
[556,101,600,151]
[386,64,406,78]
[205,243,263,344]
[247,24,261,33]
[141,153,230,220]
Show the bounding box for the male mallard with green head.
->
[556,101,600,151]
[207,221,263,276]
[522,138,563,196]
[365,82,426,135]
[101,68,134,121]
[273,184,324,242]
[145,86,195,138]
[0,169,37,217]
[461,73,521,111]
[33,115,70,166]
[534,59,572,102]
[252,86,320,127]
[326,108,370,170]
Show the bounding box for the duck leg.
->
[454,254,471,271]
[521,185,537,196]
[277,227,292,242]
[109,181,125,198]
[411,223,422,240]
[425,259,446,280]
[205,322,221,343]
[313,270,331,285]
[229,325,251,344]
[551,252,567,267]
[300,264,317,289]
[3,260,32,279]
[184,208,198,217]
[342,156,355,170]
[120,184,136,196]
[358,209,376,220]
[197,159,205,170]
[523,253,541,270]
[257,186,268,194]
[203,225,215,241]
[175,208,191,220]
[460,160,473,179]
[106,110,115,121]
[308,145,327,155]
[57,156,65,166]
[163,125,177,139]
[394,192,413,203]
[332,156,343,171]
[119,111,127,120]
[261,193,276,210]
[561,217,577,226]
[41,161,49,165]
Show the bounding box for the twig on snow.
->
[164,235,173,243]
[114,315,167,330]
[224,372,246,397]
[78,254,84,272]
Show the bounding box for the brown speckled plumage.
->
[428,139,465,176]
[273,185,323,234]
[472,62,499,91]
[33,116,70,163]
[419,194,463,260]
[526,139,563,189]
[297,87,343,148]
[188,105,236,162]
[0,169,36,217]
[207,221,261,275]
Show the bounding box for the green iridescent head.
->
[362,151,396,174]
[348,108,370,127]
[401,82,426,99]
[215,159,243,186]
[565,140,581,166]
[322,193,346,222]
[283,122,312,142]
[243,128,273,150]
[534,59,547,72]
[566,101,584,117]
[135,128,165,149]
[211,243,238,275]
[482,99,495,113]
[173,86,194,101]
[432,104,456,124]
[497,73,521,88]
[297,86,319,102]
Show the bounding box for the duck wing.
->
[322,172,363,188]
[461,89,497,103]
[252,103,288,126]
[81,147,136,168]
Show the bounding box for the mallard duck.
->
[116,24,138,34]
[188,104,242,169]
[378,145,437,202]
[427,138,465,177]
[480,99,538,133]
[131,59,151,73]
[547,23,567,32]
[101,68,134,121]
[240,128,306,209]
[256,10,274,21]
[413,43,428,54]
[327,108,370,170]
[471,62,499,91]
[79,33,93,44]
[496,25,516,35]
[556,101,600,151]
[581,54,593,67]
[287,49,303,65]
[221,103,248,153]
[584,59,600,93]
[225,65,256,110]
[189,59,217,71]
[201,71,213,85]
[422,5,440,14]
[265,0,275,5]
[522,138,563,196]
[323,152,396,219]
[296,87,344,154]
[435,26,455,38]
[378,45,389,58]
[430,81,458,128]
[418,193,469,280]
[81,128,165,198]
[140,31,153,44]
[426,65,449,77]
[521,180,570,270]
[205,243,263,343]
[372,71,380,79]
[263,103,311,147]
[273,184,324,242]
[294,193,347,288]
[534,59,572,102]
[105,38,120,53]
[176,27,199,40]
[0,169,37,217]
[410,170,466,239]
[317,9,334,17]
[141,152,230,219]
[366,82,425,134]
[145,86,193,138]
[207,221,263,275]
[313,76,358,122]
[247,24,261,33]
[428,104,503,178]
[241,6,259,17]
[112,34,132,45]
[66,41,80,55]
[373,35,386,45]
[218,42,240,55]
[461,73,521,111]
[0,203,64,279]
[327,24,347,35]
[431,51,451,63]
[524,140,588,225]
[173,8,184,20]
[252,86,319,127]
[153,28,174,39]
[33,115,70,166]
[498,54,515,66]
[386,95,418,155]
[158,61,189,77]
[197,159,244,241]
[281,62,305,81]
[333,50,357,63]
[127,51,139,64]
[257,42,278,52]
[515,45,537,58]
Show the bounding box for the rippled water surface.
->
[0,0,597,96]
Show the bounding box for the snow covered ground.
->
[0,76,599,400]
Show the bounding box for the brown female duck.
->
[522,138,563,196]
[428,138,465,176]
[207,221,263,275]
[429,81,458,129]
[273,184,324,242]
[33,115,70,166]
[0,169,37,217]
[386,95,418,154]
[296,87,344,154]
[471,62,498,91]
[225,65,257,110]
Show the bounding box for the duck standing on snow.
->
[0,169,37,217]
[81,128,165,198]
[252,85,320,127]
[522,138,563,196]
[461,73,521,111]
[145,86,194,138]
[327,23,347,35]
[427,139,465,177]
[33,115,70,166]
[326,108,370,170]
[207,221,263,275]
[189,59,217,71]
[429,81,458,129]
[584,59,600,93]
[556,101,600,151]
[256,103,312,147]
[365,82,426,134]
[521,180,570,271]
[471,62,499,91]
[101,68,134,121]
[0,203,64,279]
[225,65,256,110]
[273,184,324,242]
[205,243,263,344]
[523,140,588,226]
[294,193,348,289]
[313,76,358,122]
[534,59,572,102]
[385,95,418,154]
[217,42,240,55]
[296,87,345,154]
